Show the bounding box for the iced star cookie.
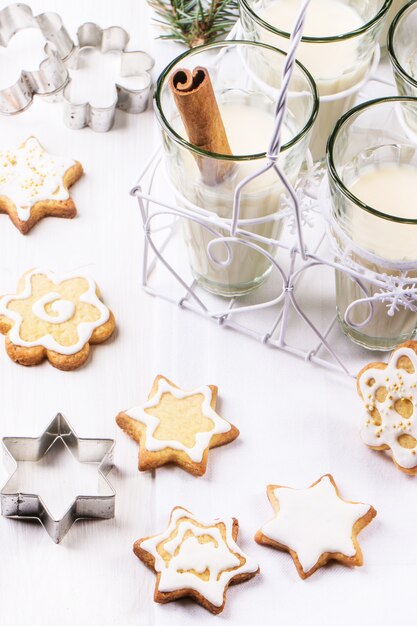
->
[116,376,239,476]
[134,506,259,614]
[255,475,376,580]
[0,137,83,234]
[0,268,115,370]
[358,341,417,474]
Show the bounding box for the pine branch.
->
[148,0,239,48]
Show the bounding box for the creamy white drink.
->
[336,163,417,345]
[174,102,293,294]
[258,0,369,160]
[350,164,417,258]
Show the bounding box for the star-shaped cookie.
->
[134,506,259,614]
[255,475,376,579]
[358,340,417,474]
[0,137,83,233]
[116,375,239,476]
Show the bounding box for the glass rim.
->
[239,0,392,43]
[153,39,319,162]
[327,96,417,225]
[388,0,417,90]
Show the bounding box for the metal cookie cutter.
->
[63,22,154,132]
[0,3,74,114]
[0,413,115,543]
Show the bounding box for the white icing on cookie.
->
[261,476,371,573]
[140,507,258,607]
[0,268,110,355]
[32,292,75,324]
[359,346,417,469]
[0,137,75,222]
[125,378,231,463]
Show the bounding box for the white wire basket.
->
[131,3,416,378]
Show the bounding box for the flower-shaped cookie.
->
[0,268,115,370]
[116,375,239,476]
[358,340,417,474]
[255,475,376,579]
[134,506,259,614]
[0,137,83,233]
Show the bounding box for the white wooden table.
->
[0,1,414,625]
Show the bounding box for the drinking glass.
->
[327,97,417,350]
[240,0,392,161]
[380,0,408,50]
[154,41,318,297]
[389,0,417,131]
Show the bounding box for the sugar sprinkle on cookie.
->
[358,340,417,474]
[0,136,83,234]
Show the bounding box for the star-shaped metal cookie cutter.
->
[63,22,154,132]
[0,413,115,543]
[0,3,73,114]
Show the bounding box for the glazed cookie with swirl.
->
[134,506,259,614]
[0,269,115,370]
[116,375,239,476]
[0,137,83,234]
[358,340,417,474]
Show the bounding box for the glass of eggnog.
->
[389,0,417,127]
[240,0,392,162]
[327,97,417,351]
[154,41,318,297]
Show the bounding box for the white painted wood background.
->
[0,1,415,625]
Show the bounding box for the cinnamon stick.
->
[169,66,234,186]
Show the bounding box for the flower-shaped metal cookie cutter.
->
[0,3,74,114]
[63,22,154,132]
[0,413,115,543]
